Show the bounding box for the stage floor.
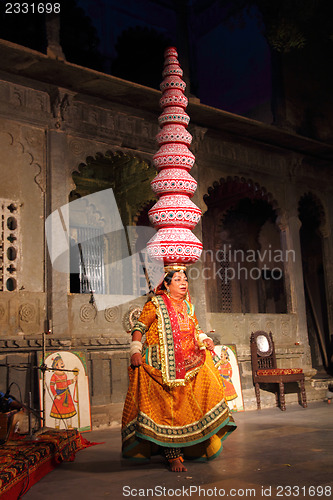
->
[20,402,333,500]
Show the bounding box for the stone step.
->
[311,376,333,401]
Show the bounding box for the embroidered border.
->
[152,295,177,386]
[185,300,204,347]
[122,399,229,446]
[146,344,161,370]
[152,295,204,387]
[122,418,137,442]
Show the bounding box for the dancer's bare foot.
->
[169,458,187,472]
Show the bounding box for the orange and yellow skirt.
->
[122,350,236,462]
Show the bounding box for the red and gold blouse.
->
[132,293,206,387]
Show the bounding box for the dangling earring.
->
[166,287,170,296]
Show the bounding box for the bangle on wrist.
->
[198,333,213,350]
[198,333,212,342]
[130,340,142,357]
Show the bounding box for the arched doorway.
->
[69,150,155,295]
[203,177,287,314]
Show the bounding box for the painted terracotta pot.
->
[151,168,197,197]
[147,47,202,265]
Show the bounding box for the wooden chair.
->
[250,331,307,411]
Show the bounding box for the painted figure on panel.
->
[216,347,238,405]
[49,353,77,429]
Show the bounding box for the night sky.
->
[0,0,272,120]
[75,0,272,119]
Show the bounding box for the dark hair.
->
[160,269,188,290]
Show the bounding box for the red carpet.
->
[0,429,98,499]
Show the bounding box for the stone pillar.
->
[319,224,333,360]
[188,218,208,331]
[46,130,71,337]
[277,211,313,370]
[189,125,208,330]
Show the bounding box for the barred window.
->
[70,225,105,295]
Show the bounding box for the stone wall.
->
[0,45,332,424]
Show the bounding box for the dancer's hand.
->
[131,352,142,367]
[204,338,215,351]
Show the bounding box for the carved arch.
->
[204,176,280,213]
[0,128,45,297]
[202,176,286,314]
[203,176,281,252]
[133,200,156,227]
[0,130,44,193]
[66,137,154,190]
[69,149,156,226]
